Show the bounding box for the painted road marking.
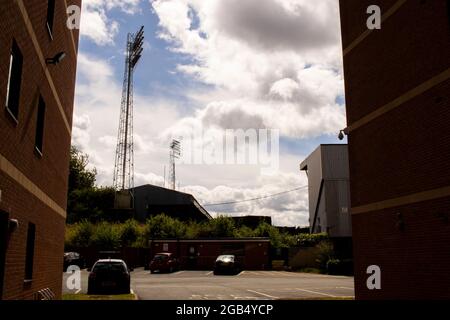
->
[205,271,213,276]
[275,271,297,277]
[295,288,337,297]
[247,289,278,299]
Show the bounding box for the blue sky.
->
[78,4,201,106]
[73,0,346,226]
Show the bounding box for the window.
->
[46,0,56,37]
[24,223,36,281]
[5,40,23,121]
[35,96,46,154]
[448,0,450,27]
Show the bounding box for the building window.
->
[46,0,56,38]
[24,223,36,281]
[447,0,450,27]
[35,96,46,154]
[5,40,23,121]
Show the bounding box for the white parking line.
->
[237,271,246,276]
[205,271,213,276]
[295,288,337,297]
[337,286,354,290]
[247,289,279,299]
[274,271,296,277]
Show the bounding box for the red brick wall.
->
[0,0,81,300]
[352,198,450,299]
[0,173,66,300]
[341,0,450,124]
[339,0,450,299]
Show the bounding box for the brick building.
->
[0,0,81,299]
[339,1,450,299]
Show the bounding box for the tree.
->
[144,214,186,239]
[197,216,236,238]
[66,187,115,223]
[68,146,96,194]
[254,222,283,248]
[120,219,140,247]
[66,147,117,224]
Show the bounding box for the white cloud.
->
[151,0,346,139]
[184,169,309,226]
[270,78,300,101]
[80,0,143,45]
[72,114,91,150]
[72,0,347,226]
[73,52,311,226]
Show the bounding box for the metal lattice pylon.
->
[169,139,181,190]
[113,26,144,204]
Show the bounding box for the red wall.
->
[149,240,270,270]
[339,0,450,299]
[0,1,81,300]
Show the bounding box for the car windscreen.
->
[153,255,169,261]
[217,255,234,262]
[93,262,126,273]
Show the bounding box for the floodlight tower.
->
[169,139,181,190]
[113,26,144,207]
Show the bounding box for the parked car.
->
[63,252,85,271]
[149,253,179,273]
[87,259,131,294]
[214,255,241,275]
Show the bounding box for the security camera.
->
[46,52,66,65]
[338,127,349,140]
[8,219,19,232]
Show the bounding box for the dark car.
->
[214,255,241,275]
[149,253,179,273]
[63,252,85,271]
[87,259,131,294]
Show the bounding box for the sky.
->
[72,0,347,227]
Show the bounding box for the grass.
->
[63,293,137,300]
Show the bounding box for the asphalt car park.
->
[63,268,354,299]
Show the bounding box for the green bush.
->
[254,222,285,248]
[185,221,201,239]
[144,214,186,239]
[207,216,236,238]
[315,240,335,270]
[67,187,115,223]
[91,221,121,249]
[234,225,255,238]
[66,220,94,248]
[64,215,332,255]
[296,233,329,247]
[120,219,140,247]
